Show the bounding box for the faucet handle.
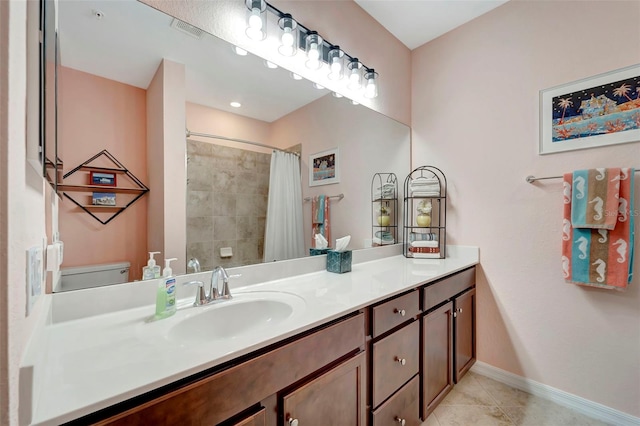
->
[184,280,207,306]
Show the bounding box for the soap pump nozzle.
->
[147,251,160,267]
[163,258,177,277]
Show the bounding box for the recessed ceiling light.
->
[234,46,248,56]
[313,83,325,90]
[264,61,278,69]
[291,73,302,80]
[230,102,242,108]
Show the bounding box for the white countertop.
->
[25,246,478,425]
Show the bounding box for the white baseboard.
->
[471,361,640,426]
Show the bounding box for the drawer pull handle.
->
[395,357,406,366]
[394,308,406,317]
[395,417,406,425]
[287,417,299,426]
[458,308,463,313]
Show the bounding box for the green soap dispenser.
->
[142,251,161,280]
[155,258,177,319]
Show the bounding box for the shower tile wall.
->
[187,140,270,270]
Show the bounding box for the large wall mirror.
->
[54,0,410,291]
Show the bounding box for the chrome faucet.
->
[186,265,233,307]
[211,266,232,300]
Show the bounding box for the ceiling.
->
[355,0,509,50]
[58,0,509,123]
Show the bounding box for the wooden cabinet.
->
[372,376,420,426]
[422,301,454,418]
[368,290,421,426]
[421,267,476,419]
[281,352,366,426]
[455,288,476,382]
[233,408,266,426]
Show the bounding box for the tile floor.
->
[421,371,610,426]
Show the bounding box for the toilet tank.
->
[60,261,131,292]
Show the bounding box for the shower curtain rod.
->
[526,168,639,183]
[186,129,299,155]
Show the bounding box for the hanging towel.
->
[570,168,621,230]
[562,168,635,290]
[311,195,331,248]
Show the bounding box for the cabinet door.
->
[234,408,266,426]
[454,288,476,383]
[282,352,366,426]
[422,301,454,419]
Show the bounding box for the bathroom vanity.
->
[22,246,478,425]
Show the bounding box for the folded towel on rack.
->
[410,190,441,197]
[312,195,325,224]
[409,232,438,242]
[411,241,439,248]
[570,168,621,230]
[409,252,441,259]
[410,176,439,186]
[562,168,635,290]
[373,237,395,245]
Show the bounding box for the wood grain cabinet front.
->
[372,290,420,338]
[372,376,420,426]
[281,352,366,426]
[372,320,420,407]
[233,408,266,426]
[454,288,476,382]
[422,301,454,418]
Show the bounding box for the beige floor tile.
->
[434,405,514,426]
[420,413,441,426]
[473,374,539,407]
[440,373,496,406]
[501,398,611,426]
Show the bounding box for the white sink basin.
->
[166,291,306,343]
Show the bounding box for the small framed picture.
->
[92,192,116,206]
[309,148,340,187]
[90,171,117,186]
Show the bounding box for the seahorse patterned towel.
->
[562,168,635,290]
[570,168,621,230]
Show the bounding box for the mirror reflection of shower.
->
[186,133,301,271]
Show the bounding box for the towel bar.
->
[526,169,640,183]
[303,194,344,202]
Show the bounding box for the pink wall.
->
[146,60,187,275]
[58,67,148,280]
[1,1,48,423]
[186,102,272,154]
[412,0,640,416]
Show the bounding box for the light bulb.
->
[281,29,294,46]
[313,83,325,90]
[248,8,262,30]
[291,73,302,80]
[348,72,361,90]
[365,80,376,98]
[265,61,278,69]
[234,47,248,56]
[351,100,359,105]
[330,59,341,74]
[332,92,343,98]
[308,43,320,61]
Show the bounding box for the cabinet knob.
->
[395,416,406,425]
[395,357,406,366]
[458,308,463,313]
[394,308,406,317]
[287,417,299,426]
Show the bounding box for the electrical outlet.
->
[26,246,43,316]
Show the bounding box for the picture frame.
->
[539,64,640,155]
[90,171,117,186]
[92,192,116,206]
[309,148,340,187]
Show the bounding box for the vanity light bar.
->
[244,0,379,98]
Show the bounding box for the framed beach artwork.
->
[309,148,340,187]
[539,64,640,154]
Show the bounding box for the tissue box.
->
[326,250,352,274]
[309,248,330,256]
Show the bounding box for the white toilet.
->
[60,261,131,292]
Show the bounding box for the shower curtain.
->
[263,151,305,262]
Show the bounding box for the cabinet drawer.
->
[233,407,265,426]
[423,267,475,311]
[372,320,419,407]
[372,375,420,426]
[372,290,419,337]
